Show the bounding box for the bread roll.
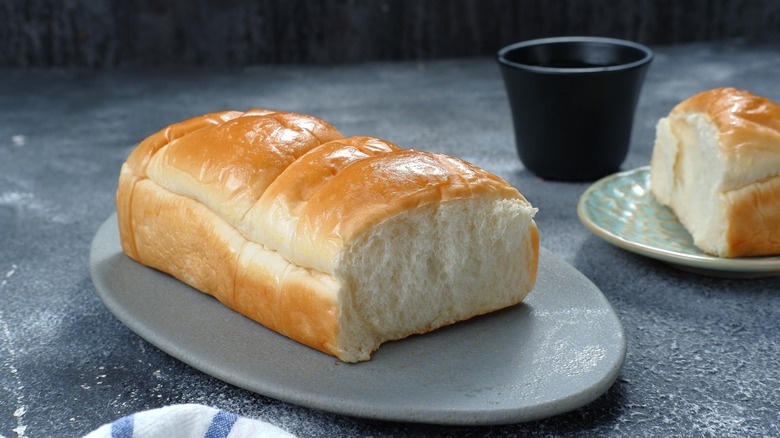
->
[650,87,780,257]
[117,109,539,362]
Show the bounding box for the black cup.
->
[497,36,653,181]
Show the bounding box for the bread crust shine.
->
[117,109,539,362]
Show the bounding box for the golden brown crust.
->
[246,136,401,265]
[296,150,529,269]
[145,111,343,224]
[117,111,243,261]
[260,136,401,218]
[117,109,346,357]
[125,111,244,177]
[129,178,342,357]
[525,221,540,290]
[130,179,243,306]
[673,87,780,160]
[116,167,141,260]
[234,243,342,357]
[724,176,780,257]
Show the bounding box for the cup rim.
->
[497,36,653,74]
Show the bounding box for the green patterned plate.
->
[577,166,780,278]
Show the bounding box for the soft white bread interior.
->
[117,109,539,362]
[650,87,780,257]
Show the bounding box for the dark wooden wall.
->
[2,0,779,67]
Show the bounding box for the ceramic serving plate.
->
[90,214,626,425]
[578,166,780,278]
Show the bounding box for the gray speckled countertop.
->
[1,40,779,437]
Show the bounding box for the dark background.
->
[3,2,780,437]
[2,0,780,68]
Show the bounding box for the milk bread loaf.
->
[650,87,780,257]
[117,109,539,362]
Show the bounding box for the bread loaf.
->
[650,87,780,257]
[117,109,539,362]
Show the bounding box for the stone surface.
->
[0,40,779,437]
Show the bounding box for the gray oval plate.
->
[90,214,625,425]
[578,167,780,278]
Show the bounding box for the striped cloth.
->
[83,404,296,438]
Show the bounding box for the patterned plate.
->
[577,166,780,278]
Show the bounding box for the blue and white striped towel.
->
[83,404,296,438]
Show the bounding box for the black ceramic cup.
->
[497,36,653,181]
